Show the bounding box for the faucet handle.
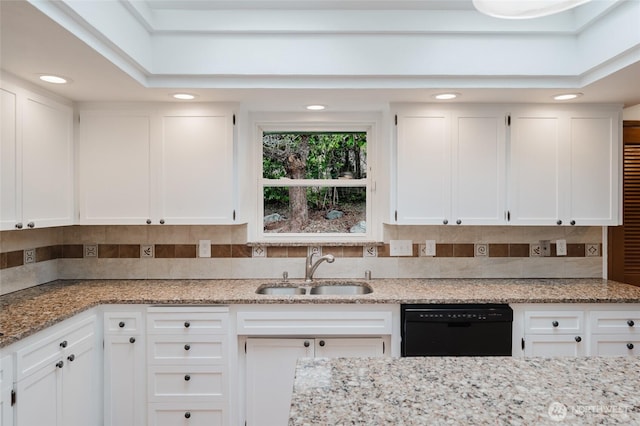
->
[282,271,289,282]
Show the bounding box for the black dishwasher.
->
[401,304,513,356]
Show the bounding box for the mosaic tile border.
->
[0,242,602,271]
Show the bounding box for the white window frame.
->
[249,112,381,244]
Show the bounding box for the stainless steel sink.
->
[256,285,306,295]
[256,281,373,296]
[309,282,372,295]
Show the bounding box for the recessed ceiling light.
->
[553,93,583,101]
[39,75,69,84]
[172,93,196,100]
[433,93,460,100]
[306,105,326,111]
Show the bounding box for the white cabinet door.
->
[451,110,506,225]
[396,110,451,224]
[0,85,73,230]
[508,112,562,225]
[0,355,14,426]
[0,87,20,231]
[79,106,236,225]
[160,113,234,224]
[245,338,313,426]
[79,112,153,224]
[14,312,98,426]
[104,335,145,426]
[62,339,99,426]
[21,96,74,229]
[566,111,620,225]
[16,359,61,426]
[104,310,145,426]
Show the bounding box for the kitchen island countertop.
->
[289,356,640,425]
[2,278,640,347]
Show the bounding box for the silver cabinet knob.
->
[159,219,165,224]
[27,222,35,228]
[146,219,152,224]
[15,223,23,229]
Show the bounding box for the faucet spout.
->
[305,253,335,282]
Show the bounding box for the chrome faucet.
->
[305,252,335,282]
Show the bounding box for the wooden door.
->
[608,121,640,285]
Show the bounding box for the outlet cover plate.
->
[390,240,413,256]
[556,239,567,256]
[198,240,211,258]
[24,248,36,264]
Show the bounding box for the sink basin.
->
[256,281,373,296]
[309,282,373,295]
[256,285,306,295]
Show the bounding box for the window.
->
[253,117,378,243]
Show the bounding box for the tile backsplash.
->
[0,224,604,295]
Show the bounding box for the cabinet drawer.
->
[590,311,640,334]
[148,365,227,402]
[147,309,228,335]
[524,311,583,334]
[16,314,96,380]
[523,334,586,357]
[148,402,227,426]
[590,334,640,357]
[148,335,227,365]
[104,311,143,334]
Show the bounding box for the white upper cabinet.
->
[395,103,620,226]
[160,112,233,224]
[508,106,620,226]
[395,105,506,225]
[508,111,563,225]
[396,108,451,224]
[78,104,236,225]
[565,111,620,226]
[79,111,153,225]
[451,108,506,225]
[1,83,74,231]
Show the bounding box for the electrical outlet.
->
[424,240,436,257]
[198,240,211,258]
[24,248,36,264]
[539,240,551,257]
[556,239,567,256]
[390,240,413,256]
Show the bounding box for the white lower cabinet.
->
[513,304,640,357]
[237,305,395,426]
[245,337,383,426]
[590,309,640,357]
[146,306,231,426]
[0,355,14,426]
[14,311,99,426]
[103,308,146,426]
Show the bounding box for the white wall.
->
[623,104,640,121]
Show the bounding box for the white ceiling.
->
[1,0,639,110]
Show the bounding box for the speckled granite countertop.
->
[1,278,640,348]
[289,356,640,425]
